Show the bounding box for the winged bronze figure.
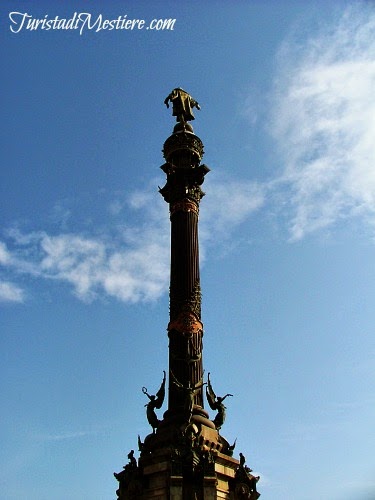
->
[206,372,233,430]
[142,370,166,432]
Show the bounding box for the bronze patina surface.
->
[114,90,260,499]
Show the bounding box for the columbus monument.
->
[114,89,260,499]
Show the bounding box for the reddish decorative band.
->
[170,199,199,217]
[168,311,203,335]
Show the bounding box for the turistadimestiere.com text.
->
[9,12,176,35]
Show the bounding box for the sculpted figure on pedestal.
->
[142,370,166,432]
[206,372,233,430]
[164,87,201,123]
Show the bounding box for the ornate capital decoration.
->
[159,163,209,205]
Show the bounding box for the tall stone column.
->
[159,114,209,420]
[113,89,261,500]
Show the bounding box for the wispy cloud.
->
[0,280,25,303]
[269,6,375,240]
[200,177,265,258]
[1,178,263,304]
[34,430,95,441]
[0,242,11,265]
[201,178,265,237]
[2,228,169,305]
[4,8,371,304]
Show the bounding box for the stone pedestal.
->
[115,423,260,499]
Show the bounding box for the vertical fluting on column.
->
[168,203,203,411]
[170,209,200,320]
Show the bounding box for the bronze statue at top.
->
[164,88,200,123]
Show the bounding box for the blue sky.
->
[1,1,375,499]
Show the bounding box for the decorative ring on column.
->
[170,199,199,217]
[168,311,203,335]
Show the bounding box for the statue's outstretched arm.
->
[221,393,233,402]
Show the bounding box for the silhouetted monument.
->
[114,89,260,499]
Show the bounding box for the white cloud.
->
[0,242,11,265]
[0,281,25,303]
[201,178,265,234]
[200,178,265,258]
[4,229,169,304]
[108,199,123,216]
[269,6,375,240]
[1,177,261,304]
